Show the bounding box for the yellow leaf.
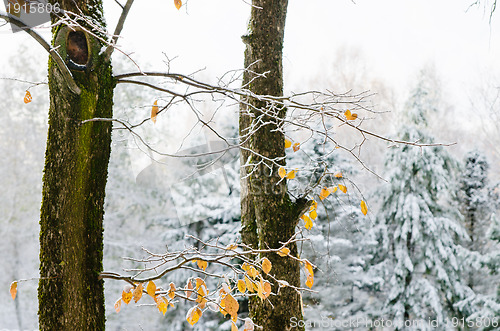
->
[114,298,122,313]
[241,262,250,272]
[338,184,347,194]
[9,281,17,300]
[247,266,259,279]
[361,200,368,215]
[277,247,290,257]
[309,209,317,220]
[284,139,292,148]
[306,275,314,289]
[292,142,300,152]
[155,296,168,315]
[237,279,246,293]
[328,186,338,194]
[146,280,156,297]
[231,321,238,331]
[195,278,208,307]
[186,306,203,325]
[122,289,133,304]
[344,109,358,121]
[197,259,208,271]
[304,260,314,277]
[310,200,318,211]
[261,257,272,274]
[224,293,239,319]
[278,167,286,178]
[319,187,331,201]
[334,172,343,178]
[220,294,227,316]
[174,0,182,10]
[168,282,176,299]
[304,215,313,230]
[24,90,32,104]
[245,276,254,293]
[256,278,265,300]
[133,283,143,303]
[286,169,297,179]
[226,243,237,250]
[151,100,158,123]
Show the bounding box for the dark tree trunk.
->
[240,1,308,329]
[38,1,114,329]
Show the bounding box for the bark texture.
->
[240,1,308,330]
[38,1,114,329]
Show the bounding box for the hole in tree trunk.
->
[67,31,89,65]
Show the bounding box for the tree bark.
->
[38,1,114,329]
[240,1,308,329]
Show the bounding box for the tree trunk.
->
[240,1,308,329]
[38,1,114,329]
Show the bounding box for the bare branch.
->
[0,11,81,94]
[104,0,135,61]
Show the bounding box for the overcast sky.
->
[1,0,499,117]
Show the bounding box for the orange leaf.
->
[133,283,143,303]
[151,100,158,123]
[174,0,182,10]
[338,184,347,194]
[278,167,286,178]
[244,318,255,331]
[304,260,315,288]
[185,279,194,298]
[146,280,156,297]
[114,298,122,313]
[277,247,290,257]
[292,142,300,152]
[361,200,368,215]
[24,90,32,104]
[261,257,272,274]
[344,109,358,121]
[168,282,176,299]
[284,139,292,148]
[10,281,17,300]
[334,172,343,178]
[231,321,238,331]
[224,293,239,319]
[263,280,272,299]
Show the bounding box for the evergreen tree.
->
[369,72,473,330]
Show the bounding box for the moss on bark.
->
[38,2,114,329]
[240,1,307,330]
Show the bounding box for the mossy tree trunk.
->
[240,1,309,330]
[38,1,114,329]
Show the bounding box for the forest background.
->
[1,0,500,330]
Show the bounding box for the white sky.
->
[1,0,499,117]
